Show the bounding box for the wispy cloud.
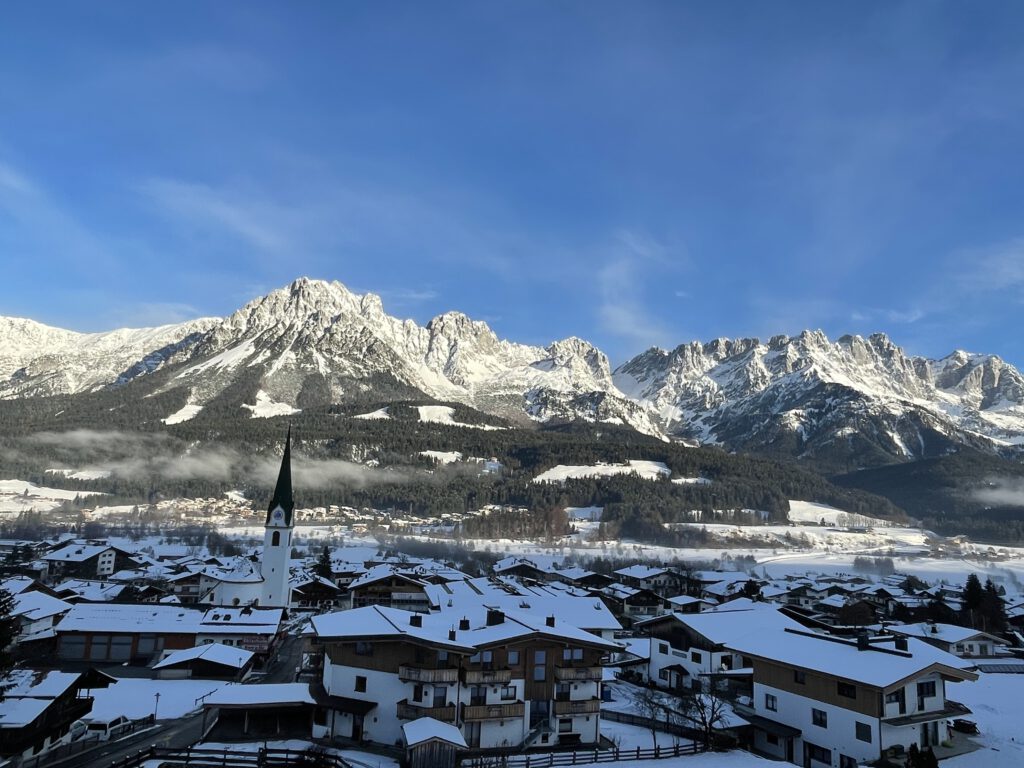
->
[955,238,1024,302]
[597,231,681,352]
[970,477,1024,508]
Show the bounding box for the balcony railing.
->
[553,698,601,716]
[462,701,525,721]
[554,666,603,682]
[463,668,513,684]
[398,665,459,683]
[397,700,457,722]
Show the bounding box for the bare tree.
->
[681,689,729,751]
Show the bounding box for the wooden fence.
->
[460,741,699,768]
[107,745,351,768]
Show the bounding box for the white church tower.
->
[260,427,294,608]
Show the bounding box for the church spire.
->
[265,426,294,526]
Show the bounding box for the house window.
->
[806,744,831,764]
[482,650,493,667]
[432,687,447,707]
[765,693,777,712]
[812,709,827,727]
[856,722,872,743]
[659,669,669,681]
[659,643,669,654]
[534,665,546,682]
[271,531,280,546]
[917,681,936,698]
[572,648,584,661]
[501,686,516,700]
[885,691,902,704]
[535,650,546,664]
[508,650,519,665]
[840,756,857,768]
[837,682,856,699]
[794,670,806,684]
[558,719,573,733]
[690,651,702,663]
[766,733,779,746]
[355,641,373,656]
[354,676,367,692]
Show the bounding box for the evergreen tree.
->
[981,578,1007,633]
[313,546,333,579]
[962,573,984,628]
[0,587,16,699]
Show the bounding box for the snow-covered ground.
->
[787,500,892,527]
[88,678,226,720]
[45,468,112,481]
[946,672,1024,768]
[420,450,463,464]
[353,407,390,420]
[242,390,302,419]
[163,402,203,424]
[416,405,503,430]
[533,460,671,484]
[0,479,106,515]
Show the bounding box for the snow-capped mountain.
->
[614,330,1024,461]
[3,278,1024,462]
[0,316,218,399]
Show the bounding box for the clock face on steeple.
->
[271,506,285,524]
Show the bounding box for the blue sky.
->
[2,2,1023,366]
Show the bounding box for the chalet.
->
[0,670,94,761]
[596,583,666,624]
[492,558,551,582]
[614,565,683,594]
[10,589,72,642]
[42,542,136,580]
[888,622,1009,658]
[639,602,801,694]
[309,605,618,752]
[730,628,978,767]
[551,568,615,591]
[290,575,345,612]
[54,603,283,664]
[153,643,255,680]
[348,566,431,612]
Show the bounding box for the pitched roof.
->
[403,717,468,748]
[153,643,254,670]
[265,427,295,526]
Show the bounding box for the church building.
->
[260,428,295,608]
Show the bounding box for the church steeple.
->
[265,426,294,527]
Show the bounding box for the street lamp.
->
[154,692,161,720]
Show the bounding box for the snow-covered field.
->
[162,402,203,424]
[45,468,112,481]
[242,390,302,419]
[533,460,671,483]
[420,450,463,464]
[0,479,106,515]
[88,678,225,720]
[416,405,503,430]
[353,407,390,420]
[787,500,892,527]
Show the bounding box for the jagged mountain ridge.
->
[614,330,1024,463]
[2,278,1023,463]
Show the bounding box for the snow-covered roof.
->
[889,622,1009,646]
[311,604,619,652]
[615,564,669,580]
[43,543,112,562]
[153,643,255,670]
[348,564,429,590]
[205,683,314,707]
[637,603,801,648]
[731,629,978,688]
[12,590,72,622]
[402,717,468,748]
[55,603,282,636]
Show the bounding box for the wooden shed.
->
[401,716,467,768]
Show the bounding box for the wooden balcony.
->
[396,700,456,722]
[463,668,513,684]
[398,665,459,683]
[462,701,526,721]
[553,698,601,716]
[554,666,603,682]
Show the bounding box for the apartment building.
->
[730,628,978,768]
[309,605,618,752]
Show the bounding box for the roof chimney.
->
[459,617,470,631]
[486,609,505,626]
[546,615,556,627]
[894,636,908,651]
[410,614,422,628]
[856,632,870,651]
[448,629,457,641]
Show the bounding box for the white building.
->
[260,430,295,608]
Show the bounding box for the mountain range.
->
[3,277,1023,468]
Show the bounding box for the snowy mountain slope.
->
[614,330,1024,461]
[3,279,1024,461]
[0,316,219,398]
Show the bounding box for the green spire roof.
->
[266,426,294,526]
